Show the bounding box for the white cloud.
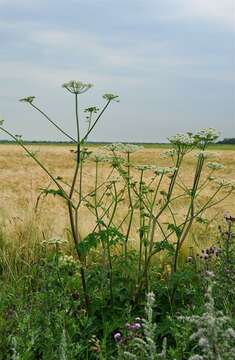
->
[182,0,235,27]
[151,0,235,29]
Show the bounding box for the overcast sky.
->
[0,0,235,142]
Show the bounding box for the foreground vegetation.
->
[0,81,234,359]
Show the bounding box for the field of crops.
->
[1,143,234,242]
[0,120,234,359]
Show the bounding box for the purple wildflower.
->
[114,332,122,342]
[126,322,142,331]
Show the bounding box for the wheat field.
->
[0,144,234,256]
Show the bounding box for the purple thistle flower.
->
[126,322,142,331]
[114,332,122,342]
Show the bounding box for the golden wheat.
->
[0,144,234,255]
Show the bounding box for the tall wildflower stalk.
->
[0,81,119,312]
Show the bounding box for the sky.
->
[0,0,235,142]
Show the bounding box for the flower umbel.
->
[19,96,35,104]
[103,93,119,102]
[104,143,142,153]
[62,80,93,94]
[207,162,225,170]
[168,132,195,146]
[195,128,220,143]
[84,106,99,114]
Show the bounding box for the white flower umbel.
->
[168,133,195,146]
[59,255,78,266]
[135,164,155,171]
[43,238,68,246]
[195,151,216,159]
[19,96,36,104]
[105,143,143,153]
[62,80,93,94]
[90,154,112,163]
[195,128,220,143]
[160,149,177,158]
[214,178,235,189]
[154,167,177,175]
[207,162,225,170]
[103,93,119,102]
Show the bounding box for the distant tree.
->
[217,138,235,144]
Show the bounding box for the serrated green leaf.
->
[153,240,175,255]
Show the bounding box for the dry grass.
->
[0,144,234,255]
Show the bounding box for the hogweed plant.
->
[0,81,119,312]
[0,81,234,310]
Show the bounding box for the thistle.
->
[179,277,235,360]
[117,292,167,359]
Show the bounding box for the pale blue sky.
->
[0,0,235,142]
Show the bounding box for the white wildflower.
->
[154,167,177,175]
[103,93,119,102]
[19,96,36,104]
[135,164,155,171]
[195,128,220,142]
[225,328,235,339]
[205,271,215,278]
[168,133,195,146]
[207,162,224,170]
[59,255,77,266]
[104,143,143,153]
[62,80,93,94]
[160,149,177,158]
[195,151,216,159]
[214,178,235,188]
[43,238,68,246]
[90,154,112,163]
[198,337,209,349]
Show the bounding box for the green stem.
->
[125,152,134,256]
[30,103,76,142]
[82,100,111,142]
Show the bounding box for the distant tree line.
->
[0,138,234,145]
[217,138,235,145]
